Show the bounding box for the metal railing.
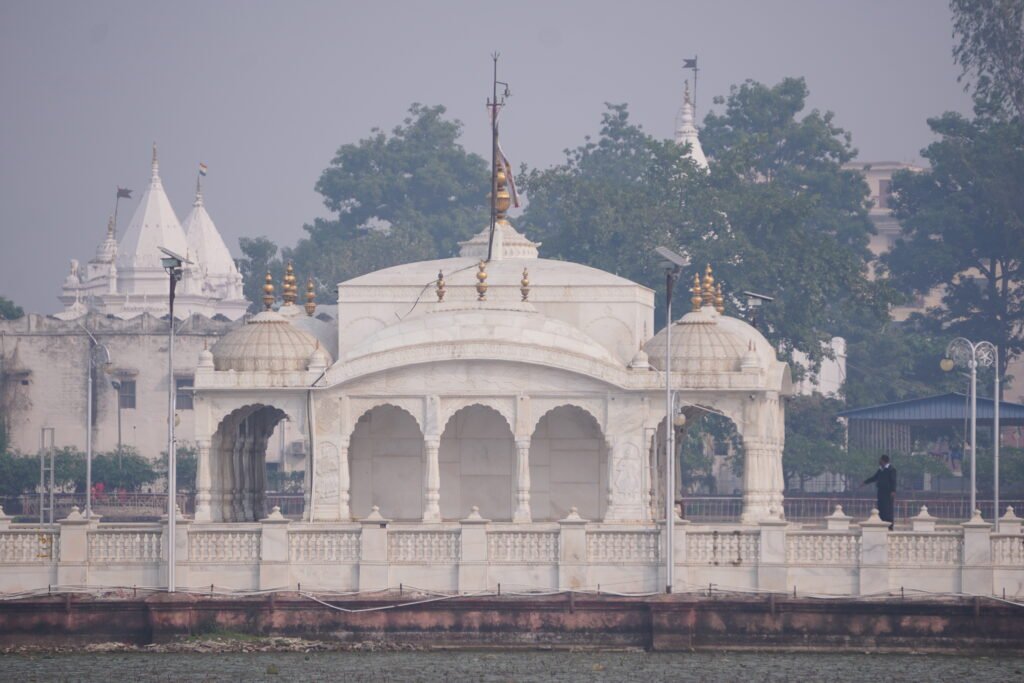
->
[682,496,1024,523]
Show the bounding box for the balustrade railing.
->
[888,533,963,566]
[0,529,58,563]
[388,530,460,563]
[992,535,1024,567]
[189,528,261,563]
[289,529,360,562]
[786,532,860,565]
[88,527,163,563]
[687,530,760,566]
[586,530,660,563]
[488,531,559,563]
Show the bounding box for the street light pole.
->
[78,324,110,519]
[943,337,997,517]
[160,247,189,592]
[654,246,687,594]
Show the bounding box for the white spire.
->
[182,177,243,293]
[675,80,708,170]
[116,143,189,271]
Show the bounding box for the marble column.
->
[740,436,785,524]
[194,439,212,522]
[513,438,532,523]
[338,439,351,521]
[422,438,441,522]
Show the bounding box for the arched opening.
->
[349,405,423,520]
[439,405,515,521]
[529,405,607,521]
[649,406,744,522]
[210,404,289,522]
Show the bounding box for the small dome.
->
[643,306,774,373]
[211,311,330,372]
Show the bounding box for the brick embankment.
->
[1,592,1022,652]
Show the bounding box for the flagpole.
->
[487,53,499,262]
[692,55,699,116]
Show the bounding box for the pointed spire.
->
[194,175,203,207]
[151,142,160,182]
[262,272,275,310]
[304,277,316,316]
[106,215,115,240]
[675,80,708,170]
[702,264,715,304]
[282,262,298,304]
[691,273,703,311]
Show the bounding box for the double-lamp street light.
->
[941,337,1000,522]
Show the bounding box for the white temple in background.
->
[675,81,707,170]
[57,145,248,320]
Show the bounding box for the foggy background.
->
[0,0,972,314]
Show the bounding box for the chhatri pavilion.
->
[192,166,791,529]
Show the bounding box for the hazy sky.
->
[0,0,972,314]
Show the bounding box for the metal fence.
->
[1,493,193,520]
[684,496,1024,523]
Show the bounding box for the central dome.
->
[212,311,328,372]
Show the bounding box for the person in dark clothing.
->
[864,454,897,530]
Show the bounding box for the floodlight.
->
[655,246,689,270]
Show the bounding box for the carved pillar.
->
[605,439,644,522]
[241,431,255,521]
[195,439,212,522]
[338,438,351,521]
[513,438,531,523]
[312,442,340,521]
[740,436,784,524]
[422,438,441,522]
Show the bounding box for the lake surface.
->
[4,651,1023,682]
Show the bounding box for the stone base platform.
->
[1,592,1022,653]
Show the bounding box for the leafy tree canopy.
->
[884,113,1024,378]
[521,79,891,377]
[951,0,1024,120]
[0,296,24,320]
[287,104,490,294]
[237,236,280,311]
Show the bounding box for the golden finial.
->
[436,270,446,302]
[702,264,715,304]
[304,277,316,316]
[714,282,725,314]
[282,262,297,305]
[476,260,488,301]
[262,272,275,310]
[691,273,703,311]
[520,267,530,302]
[493,163,512,221]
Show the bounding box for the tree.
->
[288,104,490,291]
[699,78,892,375]
[237,236,281,312]
[521,80,890,376]
[0,451,39,496]
[884,113,1024,382]
[0,296,23,320]
[951,0,1024,120]
[781,394,848,492]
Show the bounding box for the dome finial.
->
[702,264,715,304]
[476,260,488,301]
[691,273,703,311]
[436,270,446,302]
[282,262,297,305]
[494,162,512,221]
[520,267,530,301]
[262,272,275,310]
[714,282,725,314]
[304,277,316,316]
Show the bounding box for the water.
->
[3,651,1022,682]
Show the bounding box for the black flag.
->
[683,58,697,69]
[116,187,132,199]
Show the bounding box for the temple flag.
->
[116,187,132,199]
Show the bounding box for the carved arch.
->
[440,398,515,436]
[347,398,424,439]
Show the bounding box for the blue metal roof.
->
[838,392,1024,425]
